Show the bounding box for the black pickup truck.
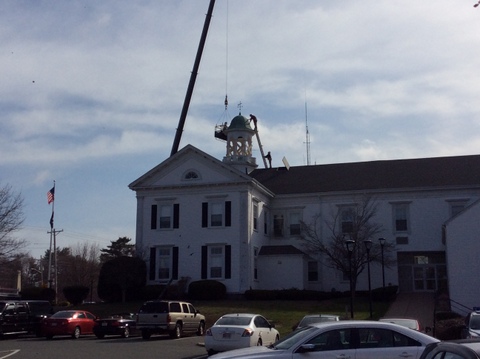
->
[0,300,53,337]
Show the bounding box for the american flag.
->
[47,187,55,204]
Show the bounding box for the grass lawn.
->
[75,297,391,337]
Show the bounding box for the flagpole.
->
[47,181,55,290]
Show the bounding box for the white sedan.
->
[205,313,280,356]
[209,320,439,359]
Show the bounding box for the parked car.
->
[0,300,53,337]
[205,313,280,356]
[293,314,340,330]
[93,313,137,339]
[463,311,480,339]
[419,339,480,359]
[379,317,423,331]
[209,320,439,359]
[42,310,97,339]
[136,300,205,339]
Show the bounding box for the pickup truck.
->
[136,300,205,339]
[0,300,53,337]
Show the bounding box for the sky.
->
[2,0,480,259]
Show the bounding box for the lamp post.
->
[363,240,373,318]
[345,239,355,319]
[379,237,386,293]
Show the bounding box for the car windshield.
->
[216,316,253,326]
[273,326,318,350]
[470,316,480,330]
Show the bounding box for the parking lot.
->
[0,334,208,359]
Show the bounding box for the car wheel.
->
[207,349,217,356]
[95,334,105,339]
[122,326,130,338]
[257,338,262,346]
[197,322,205,336]
[141,330,151,340]
[72,326,81,339]
[169,323,182,339]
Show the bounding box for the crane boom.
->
[170,0,216,156]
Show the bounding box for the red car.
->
[42,310,97,339]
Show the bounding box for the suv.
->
[0,300,53,337]
[136,300,205,340]
[462,310,480,339]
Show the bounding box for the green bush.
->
[188,280,226,300]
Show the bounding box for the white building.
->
[129,113,480,310]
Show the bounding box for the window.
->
[305,329,351,351]
[202,201,231,228]
[289,212,301,235]
[201,245,231,279]
[209,246,223,278]
[184,170,199,180]
[159,205,171,228]
[151,203,179,229]
[393,203,409,232]
[308,261,318,281]
[254,247,259,280]
[253,202,258,231]
[158,248,172,279]
[149,246,179,281]
[273,214,284,237]
[341,208,354,234]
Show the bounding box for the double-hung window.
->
[340,207,355,234]
[289,212,301,235]
[202,201,232,228]
[253,202,258,231]
[273,214,284,237]
[151,202,179,230]
[201,244,232,280]
[149,246,179,282]
[392,203,409,233]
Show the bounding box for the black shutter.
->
[225,245,231,279]
[202,202,208,227]
[225,201,231,227]
[151,204,157,229]
[201,246,208,279]
[173,204,180,228]
[172,247,179,280]
[149,247,156,280]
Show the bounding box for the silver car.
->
[209,320,439,359]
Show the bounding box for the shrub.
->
[63,285,89,305]
[188,280,226,300]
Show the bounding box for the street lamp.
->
[379,237,386,293]
[345,239,355,319]
[363,240,373,318]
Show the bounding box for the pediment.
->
[129,144,252,190]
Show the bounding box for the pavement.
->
[383,292,436,333]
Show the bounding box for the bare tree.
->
[0,183,26,260]
[300,195,395,293]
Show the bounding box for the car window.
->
[305,329,351,351]
[86,313,95,320]
[181,303,189,313]
[393,331,421,347]
[77,312,86,319]
[217,316,252,326]
[444,353,465,359]
[254,316,270,328]
[358,328,394,348]
[16,303,27,313]
[188,304,196,314]
[5,304,15,315]
[170,302,181,312]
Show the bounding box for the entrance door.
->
[413,266,436,291]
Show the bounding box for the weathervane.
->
[237,101,243,114]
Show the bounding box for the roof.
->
[258,245,306,256]
[249,154,480,195]
[228,114,253,131]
